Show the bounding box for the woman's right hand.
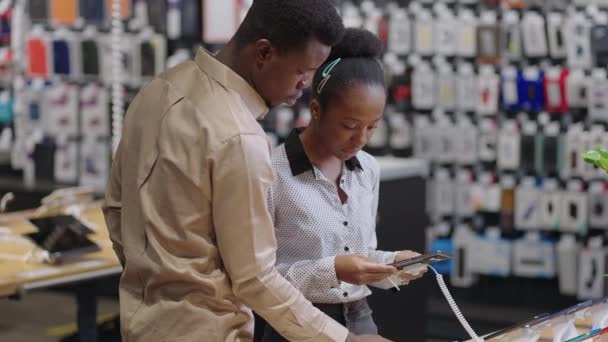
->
[335,255,397,285]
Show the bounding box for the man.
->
[103,0,395,341]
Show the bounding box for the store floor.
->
[0,291,119,342]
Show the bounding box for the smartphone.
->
[389,252,452,270]
[26,215,99,263]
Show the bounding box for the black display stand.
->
[369,175,429,342]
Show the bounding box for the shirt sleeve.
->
[275,256,341,294]
[267,167,276,223]
[102,141,125,267]
[212,133,348,342]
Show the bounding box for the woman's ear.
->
[311,99,321,121]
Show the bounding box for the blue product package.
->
[519,70,545,112]
[79,0,104,22]
[29,102,41,122]
[53,39,71,75]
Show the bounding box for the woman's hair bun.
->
[326,28,383,60]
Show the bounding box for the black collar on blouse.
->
[284,128,362,177]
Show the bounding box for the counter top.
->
[377,157,429,181]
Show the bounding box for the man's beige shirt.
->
[103,48,348,342]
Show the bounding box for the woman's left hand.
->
[394,250,427,281]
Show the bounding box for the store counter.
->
[376,156,429,181]
[0,201,120,342]
[482,297,607,342]
[0,202,120,298]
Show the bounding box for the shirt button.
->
[343,221,348,226]
[344,246,350,252]
[341,179,345,184]
[343,292,348,297]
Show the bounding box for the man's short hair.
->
[234,0,345,52]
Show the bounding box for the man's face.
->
[252,39,331,107]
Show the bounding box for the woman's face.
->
[311,84,386,161]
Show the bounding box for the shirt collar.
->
[194,48,269,119]
[285,128,363,177]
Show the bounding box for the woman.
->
[263,28,425,340]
